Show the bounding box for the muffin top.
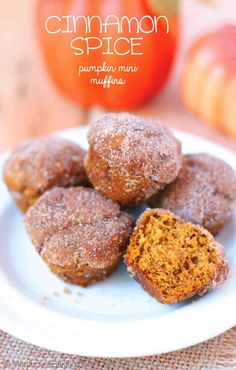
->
[125,208,229,304]
[3,136,87,193]
[156,153,236,234]
[25,187,134,269]
[87,113,182,186]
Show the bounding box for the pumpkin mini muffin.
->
[85,113,182,206]
[25,187,134,286]
[3,136,88,212]
[125,209,229,304]
[148,154,236,235]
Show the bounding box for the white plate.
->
[0,127,235,358]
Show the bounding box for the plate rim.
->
[0,127,235,358]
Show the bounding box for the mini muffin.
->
[85,113,182,206]
[25,187,134,286]
[125,209,229,304]
[148,154,236,235]
[3,136,88,212]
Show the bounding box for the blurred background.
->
[0,0,236,151]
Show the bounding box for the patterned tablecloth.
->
[0,327,236,369]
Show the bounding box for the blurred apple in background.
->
[0,0,236,151]
[37,0,178,111]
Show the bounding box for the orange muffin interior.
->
[125,210,224,304]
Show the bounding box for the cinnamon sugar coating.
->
[25,187,134,286]
[148,154,236,234]
[85,113,182,206]
[3,136,88,212]
[125,209,229,304]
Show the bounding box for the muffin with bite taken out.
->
[125,209,229,304]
